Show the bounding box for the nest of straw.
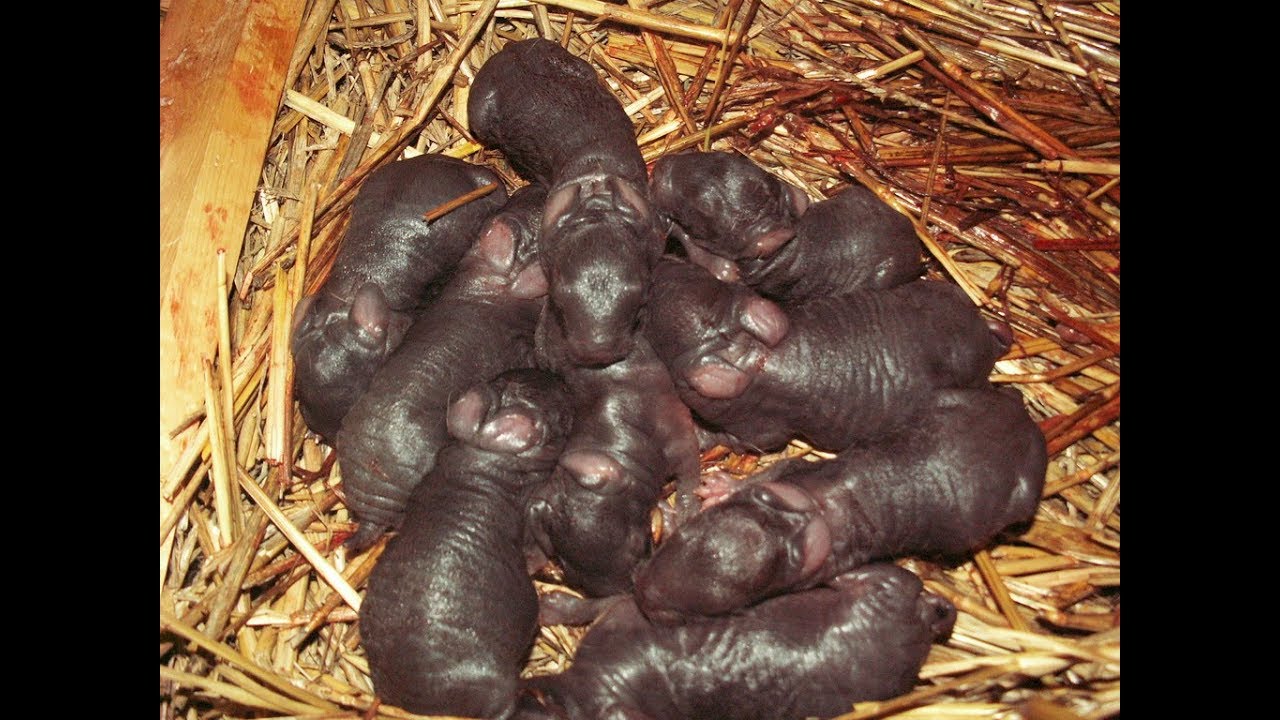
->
[159,0,1119,717]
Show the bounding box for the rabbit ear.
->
[559,450,625,494]
[542,182,581,236]
[737,295,789,347]
[609,175,652,219]
[787,183,811,217]
[509,262,549,299]
[684,358,752,400]
[445,385,489,444]
[744,482,831,581]
[349,283,391,339]
[447,385,545,454]
[744,227,795,259]
[678,235,741,283]
[476,408,542,454]
[473,217,517,273]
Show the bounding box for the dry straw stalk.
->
[160,0,1119,717]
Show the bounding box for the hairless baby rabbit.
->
[651,151,921,297]
[524,324,700,597]
[469,38,663,366]
[337,185,549,551]
[634,386,1047,622]
[360,368,575,719]
[650,151,808,279]
[516,564,956,720]
[291,155,507,439]
[643,257,1007,453]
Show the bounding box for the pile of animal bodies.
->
[290,38,1048,720]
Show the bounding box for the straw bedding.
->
[159,0,1119,717]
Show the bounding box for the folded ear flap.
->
[446,386,490,443]
[747,481,816,512]
[475,408,543,454]
[678,236,740,283]
[559,450,625,494]
[745,227,795,259]
[737,295,788,347]
[448,385,545,454]
[291,294,318,337]
[542,183,582,236]
[349,283,392,341]
[685,359,752,399]
[608,176,652,221]
[510,262,549,299]
[474,217,518,273]
[787,184,810,217]
[743,482,830,580]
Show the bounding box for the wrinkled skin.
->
[515,565,956,720]
[735,184,924,300]
[360,369,574,719]
[650,151,809,277]
[652,153,922,297]
[291,155,508,439]
[643,258,1008,453]
[468,38,647,187]
[634,386,1047,622]
[469,39,662,366]
[538,178,661,365]
[525,327,700,597]
[337,186,549,551]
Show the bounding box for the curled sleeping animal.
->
[469,38,663,366]
[651,151,921,298]
[643,256,1008,454]
[516,564,956,720]
[291,155,507,440]
[525,324,700,597]
[634,385,1047,622]
[337,185,549,551]
[360,368,575,719]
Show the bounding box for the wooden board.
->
[160,0,307,475]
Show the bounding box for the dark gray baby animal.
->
[337,185,548,551]
[290,155,507,439]
[516,564,956,720]
[634,386,1047,622]
[360,368,574,719]
[469,38,662,366]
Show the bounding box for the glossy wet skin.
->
[469,39,662,367]
[735,184,924,300]
[643,257,790,401]
[516,564,956,720]
[290,155,508,440]
[644,259,1008,453]
[651,151,809,267]
[290,284,412,439]
[537,175,662,367]
[526,326,699,597]
[468,38,647,187]
[634,479,833,623]
[540,221,653,366]
[633,386,1047,622]
[337,187,549,552]
[360,369,574,719]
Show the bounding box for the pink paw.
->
[695,470,742,509]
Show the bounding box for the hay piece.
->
[161,0,1121,716]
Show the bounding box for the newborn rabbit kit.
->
[161,6,1119,720]
[305,39,1049,720]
